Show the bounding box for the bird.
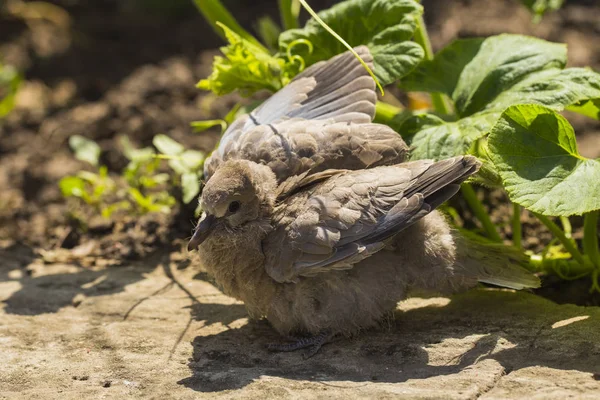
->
[188,156,539,357]
[203,46,409,183]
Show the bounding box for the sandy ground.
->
[1,252,599,399]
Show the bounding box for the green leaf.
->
[279,0,425,85]
[181,172,201,204]
[403,35,567,117]
[69,135,101,166]
[224,103,242,124]
[199,23,301,96]
[389,110,445,138]
[567,98,600,120]
[256,15,282,51]
[119,136,155,162]
[59,176,86,198]
[400,34,600,161]
[279,0,300,30]
[409,111,501,160]
[153,134,184,156]
[488,68,600,118]
[168,159,190,175]
[128,188,173,214]
[181,150,205,171]
[0,63,21,118]
[488,104,600,216]
[192,0,267,51]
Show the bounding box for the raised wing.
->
[263,156,481,283]
[204,47,408,181]
[207,120,409,182]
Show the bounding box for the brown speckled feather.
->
[263,156,481,283]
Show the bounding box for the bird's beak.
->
[188,213,217,252]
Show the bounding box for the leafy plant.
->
[195,0,600,290]
[60,134,205,218]
[152,134,205,204]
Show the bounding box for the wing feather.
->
[263,156,482,282]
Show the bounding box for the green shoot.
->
[279,0,300,30]
[191,0,267,52]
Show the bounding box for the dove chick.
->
[188,157,538,356]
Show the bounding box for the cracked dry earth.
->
[1,253,599,399]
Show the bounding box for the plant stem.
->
[533,212,587,267]
[583,210,600,268]
[278,0,300,30]
[461,183,502,243]
[413,13,451,116]
[528,254,593,279]
[192,0,268,52]
[560,216,572,238]
[512,203,522,249]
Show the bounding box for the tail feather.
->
[455,229,540,290]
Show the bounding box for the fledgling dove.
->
[203,46,409,183]
[188,156,539,357]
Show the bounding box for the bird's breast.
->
[197,223,279,317]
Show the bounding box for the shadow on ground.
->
[180,289,600,393]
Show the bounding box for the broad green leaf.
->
[199,23,301,96]
[488,68,600,118]
[489,104,600,216]
[69,135,101,166]
[400,34,600,160]
[153,134,184,156]
[403,35,567,117]
[400,38,485,100]
[409,111,501,160]
[181,172,201,204]
[279,0,425,85]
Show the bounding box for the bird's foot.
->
[267,330,332,359]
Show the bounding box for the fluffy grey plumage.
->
[204,46,409,182]
[189,157,539,355]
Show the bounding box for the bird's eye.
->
[228,201,241,213]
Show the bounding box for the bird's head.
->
[188,160,276,251]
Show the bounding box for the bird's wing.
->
[204,46,388,180]
[210,120,409,182]
[264,156,481,283]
